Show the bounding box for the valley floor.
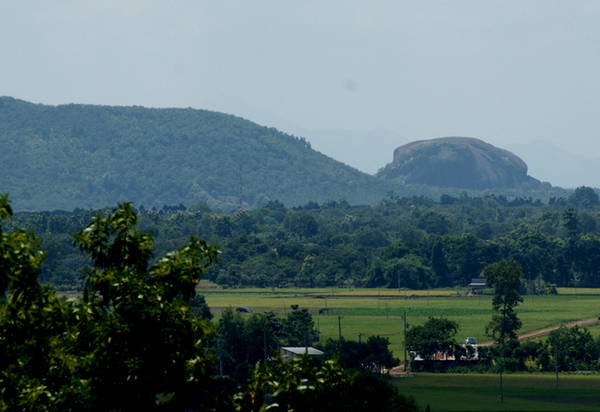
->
[394,373,600,411]
[200,286,600,360]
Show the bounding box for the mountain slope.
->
[0,97,392,211]
[377,137,544,190]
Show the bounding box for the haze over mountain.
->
[506,141,600,189]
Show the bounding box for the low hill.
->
[0,97,392,211]
[377,137,545,190]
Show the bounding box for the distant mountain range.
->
[506,141,600,189]
[0,97,569,211]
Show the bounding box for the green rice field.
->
[395,373,600,411]
[199,286,600,358]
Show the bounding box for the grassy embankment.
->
[199,285,600,358]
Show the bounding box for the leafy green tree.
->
[217,307,249,380]
[324,335,398,373]
[216,309,285,383]
[283,305,319,346]
[72,202,219,410]
[445,234,490,285]
[547,325,599,372]
[417,211,450,234]
[283,212,319,238]
[245,311,284,361]
[562,208,580,239]
[430,238,449,286]
[569,186,599,208]
[385,254,434,289]
[297,254,317,287]
[484,259,523,402]
[406,317,459,361]
[189,294,213,320]
[518,340,549,371]
[484,260,523,344]
[0,194,86,410]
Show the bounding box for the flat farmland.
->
[395,373,600,411]
[200,287,600,358]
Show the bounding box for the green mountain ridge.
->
[0,97,393,211]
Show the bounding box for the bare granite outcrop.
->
[377,137,542,189]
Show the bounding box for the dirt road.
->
[479,317,600,346]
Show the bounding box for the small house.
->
[280,346,324,361]
[468,278,486,294]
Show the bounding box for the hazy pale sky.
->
[2,1,600,187]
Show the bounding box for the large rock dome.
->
[377,137,540,189]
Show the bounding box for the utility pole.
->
[338,316,342,341]
[317,312,320,341]
[304,329,308,352]
[358,333,363,344]
[555,344,559,388]
[263,319,267,362]
[499,336,505,403]
[500,359,504,402]
[403,311,408,372]
[218,339,224,377]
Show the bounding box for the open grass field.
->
[556,287,600,295]
[394,373,600,411]
[199,286,600,359]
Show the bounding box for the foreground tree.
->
[0,194,85,410]
[235,357,418,412]
[72,203,219,410]
[283,305,319,346]
[1,199,222,410]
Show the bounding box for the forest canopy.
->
[8,189,600,291]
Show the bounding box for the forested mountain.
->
[11,187,600,291]
[1,97,571,211]
[0,97,395,211]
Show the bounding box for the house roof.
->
[281,346,324,356]
[468,278,486,287]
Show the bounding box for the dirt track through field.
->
[479,317,600,346]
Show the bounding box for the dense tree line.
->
[10,187,600,291]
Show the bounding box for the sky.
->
[2,1,600,187]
